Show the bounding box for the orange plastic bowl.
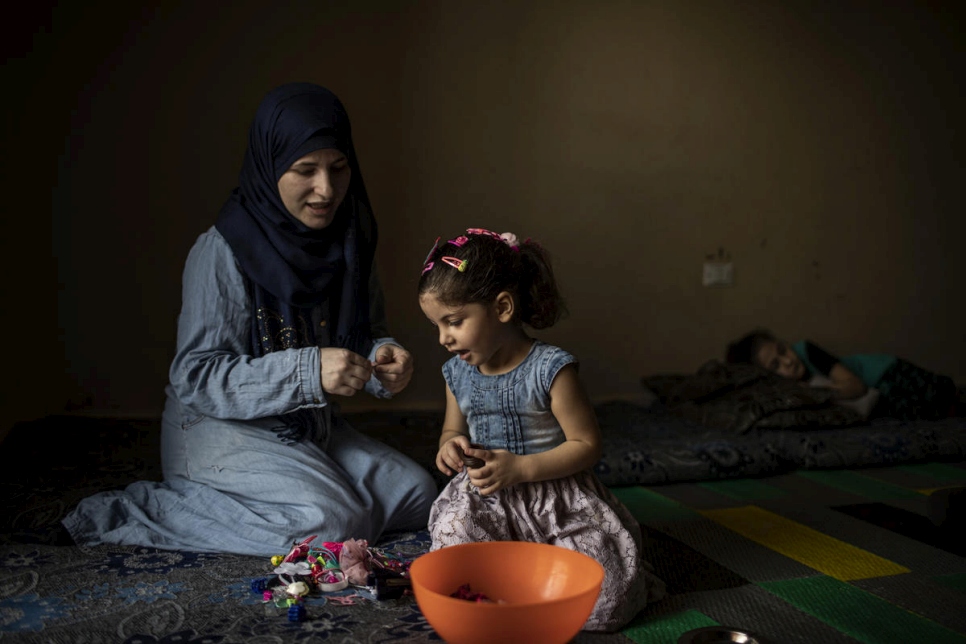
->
[409,541,604,644]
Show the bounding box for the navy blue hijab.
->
[215,83,376,359]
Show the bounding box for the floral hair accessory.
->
[499,232,519,250]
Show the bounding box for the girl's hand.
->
[466,449,523,495]
[436,436,473,476]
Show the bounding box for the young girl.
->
[417,228,666,632]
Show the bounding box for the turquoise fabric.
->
[792,340,896,387]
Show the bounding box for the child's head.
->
[726,329,806,380]
[725,329,775,366]
[418,228,566,330]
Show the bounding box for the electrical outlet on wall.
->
[703,248,734,287]
[702,261,734,286]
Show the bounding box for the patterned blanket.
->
[642,360,864,433]
[593,396,966,488]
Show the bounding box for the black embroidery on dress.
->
[252,301,317,444]
[255,307,313,354]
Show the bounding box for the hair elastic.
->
[465,227,503,240]
[465,227,519,251]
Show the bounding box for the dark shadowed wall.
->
[3,0,964,443]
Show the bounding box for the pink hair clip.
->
[440,256,468,272]
[421,236,441,275]
[449,235,469,247]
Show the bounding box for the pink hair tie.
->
[463,227,520,251]
[465,227,502,240]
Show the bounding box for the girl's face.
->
[277,148,351,230]
[419,292,510,372]
[755,339,806,380]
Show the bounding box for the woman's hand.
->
[466,448,524,495]
[371,344,413,394]
[319,348,373,396]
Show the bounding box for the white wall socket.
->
[703,261,734,287]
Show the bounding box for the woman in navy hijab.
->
[63,83,437,555]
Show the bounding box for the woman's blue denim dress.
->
[63,228,436,555]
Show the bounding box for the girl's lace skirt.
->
[429,469,666,632]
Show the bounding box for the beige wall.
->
[4,0,964,441]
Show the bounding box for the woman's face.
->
[277,148,351,230]
[754,339,806,380]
